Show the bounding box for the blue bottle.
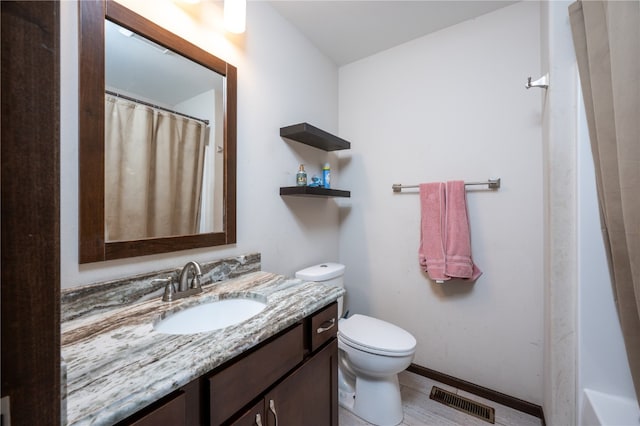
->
[322,163,331,189]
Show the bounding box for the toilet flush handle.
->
[316,318,336,334]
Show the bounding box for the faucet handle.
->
[162,280,177,302]
[152,277,176,302]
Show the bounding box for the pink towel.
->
[419,183,450,282]
[418,181,482,282]
[444,181,482,280]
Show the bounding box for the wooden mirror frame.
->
[79,0,237,263]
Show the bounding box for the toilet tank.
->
[295,263,345,316]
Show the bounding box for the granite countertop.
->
[61,271,344,426]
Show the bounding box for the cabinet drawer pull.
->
[316,318,336,334]
[269,399,278,426]
[255,413,263,426]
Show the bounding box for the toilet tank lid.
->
[295,263,345,281]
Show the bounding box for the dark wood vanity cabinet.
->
[127,391,187,426]
[221,302,338,426]
[262,340,338,426]
[116,380,200,426]
[228,399,264,426]
[228,340,337,426]
[131,391,187,426]
[209,324,305,424]
[117,302,338,426]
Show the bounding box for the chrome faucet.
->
[157,261,204,302]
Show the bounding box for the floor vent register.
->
[429,386,496,424]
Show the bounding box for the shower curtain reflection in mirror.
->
[104,94,209,241]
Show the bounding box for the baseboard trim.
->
[407,364,546,425]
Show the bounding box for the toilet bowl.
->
[338,314,416,425]
[295,263,417,426]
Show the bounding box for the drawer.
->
[124,391,186,426]
[310,302,338,352]
[209,324,304,425]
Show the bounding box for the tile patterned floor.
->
[339,371,543,426]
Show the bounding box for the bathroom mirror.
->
[79,0,237,263]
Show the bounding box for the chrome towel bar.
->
[392,178,501,193]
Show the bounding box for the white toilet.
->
[295,263,417,426]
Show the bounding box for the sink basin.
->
[154,298,267,335]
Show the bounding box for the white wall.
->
[338,2,543,404]
[60,0,341,288]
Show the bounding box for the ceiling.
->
[268,0,519,66]
[104,1,520,103]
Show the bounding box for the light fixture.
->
[224,0,246,34]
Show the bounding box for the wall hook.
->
[525,73,549,90]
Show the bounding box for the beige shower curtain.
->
[105,94,207,241]
[569,0,640,401]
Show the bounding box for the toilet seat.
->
[339,314,416,357]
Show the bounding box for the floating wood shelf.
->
[280,186,351,198]
[280,123,351,151]
[280,123,351,198]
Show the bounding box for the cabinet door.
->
[229,399,265,426]
[265,339,338,426]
